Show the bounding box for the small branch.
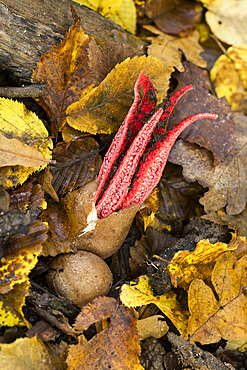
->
[0,84,46,98]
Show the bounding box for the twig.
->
[0,84,46,98]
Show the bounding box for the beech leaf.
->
[185,252,247,344]
[66,56,173,134]
[68,297,143,370]
[0,98,53,187]
[120,275,189,334]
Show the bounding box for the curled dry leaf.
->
[50,137,102,196]
[185,252,247,344]
[145,0,202,35]
[170,61,235,164]
[169,112,247,215]
[210,46,247,113]
[68,297,143,370]
[145,26,206,72]
[66,179,140,259]
[0,98,53,187]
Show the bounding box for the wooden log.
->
[0,0,145,82]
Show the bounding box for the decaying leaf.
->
[67,297,143,369]
[211,46,247,113]
[0,281,30,326]
[202,0,247,46]
[137,315,169,340]
[50,137,102,196]
[145,0,202,35]
[0,98,53,187]
[167,239,236,290]
[168,111,247,215]
[185,252,247,344]
[120,275,189,334]
[0,336,58,368]
[66,56,172,134]
[73,0,137,34]
[225,340,247,353]
[169,62,235,164]
[32,21,92,132]
[0,221,48,294]
[88,37,143,86]
[145,26,206,71]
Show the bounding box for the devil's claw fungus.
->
[94,73,218,220]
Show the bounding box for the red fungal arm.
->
[121,112,218,209]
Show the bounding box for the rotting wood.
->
[0,0,145,82]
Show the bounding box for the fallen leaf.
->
[210,46,247,113]
[145,0,202,35]
[0,281,30,326]
[185,252,247,344]
[120,275,189,334]
[73,0,137,34]
[169,61,235,164]
[168,111,247,215]
[145,27,206,72]
[0,98,53,187]
[202,0,247,46]
[32,21,93,132]
[167,239,235,290]
[225,340,247,352]
[66,56,172,134]
[137,315,169,340]
[88,36,143,85]
[0,336,56,369]
[50,137,102,196]
[68,297,143,370]
[0,221,48,294]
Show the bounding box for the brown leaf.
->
[40,197,75,257]
[68,297,142,370]
[32,21,92,132]
[50,137,102,196]
[169,112,247,215]
[169,61,235,164]
[88,36,143,86]
[137,315,169,340]
[157,163,204,224]
[145,0,202,36]
[145,27,206,72]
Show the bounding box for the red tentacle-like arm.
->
[95,74,218,219]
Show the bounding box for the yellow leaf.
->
[0,222,48,294]
[210,46,247,112]
[120,275,189,334]
[225,340,247,352]
[145,26,206,72]
[66,56,172,134]
[167,239,236,289]
[0,281,30,326]
[185,252,247,344]
[202,0,247,45]
[0,98,53,187]
[0,336,55,369]
[73,0,137,34]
